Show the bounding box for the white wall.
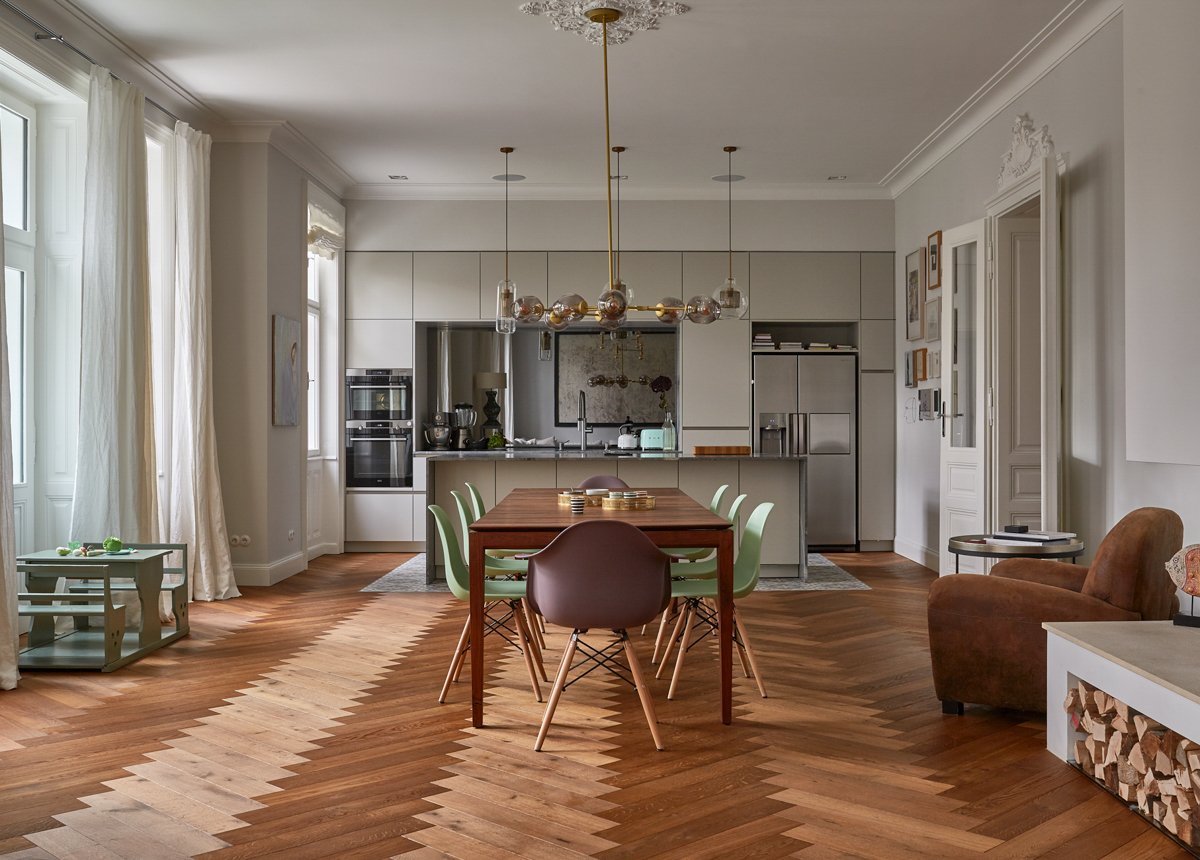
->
[893,13,1200,571]
[1123,0,1200,467]
[347,199,894,252]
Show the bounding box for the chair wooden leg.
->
[518,600,548,682]
[526,601,547,650]
[622,632,664,751]
[667,603,697,699]
[734,608,768,698]
[512,604,543,702]
[535,633,579,751]
[441,614,471,703]
[735,637,752,678]
[656,605,689,680]
[652,597,678,664]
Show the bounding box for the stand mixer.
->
[423,412,453,450]
[452,403,477,449]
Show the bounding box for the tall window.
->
[4,265,22,482]
[306,250,320,455]
[1,99,32,488]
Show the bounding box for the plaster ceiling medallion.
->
[997,114,1055,190]
[520,0,689,45]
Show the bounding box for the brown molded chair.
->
[928,507,1183,714]
[576,475,628,490]
[524,520,673,751]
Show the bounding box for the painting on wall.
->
[554,329,677,425]
[913,347,928,382]
[925,296,941,342]
[905,247,925,341]
[272,314,301,427]
[904,351,915,388]
[927,230,942,290]
[928,349,942,379]
[919,388,935,420]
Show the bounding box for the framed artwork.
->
[554,330,677,425]
[904,351,915,388]
[905,247,925,341]
[928,349,942,379]
[913,347,928,382]
[925,296,941,342]
[918,388,934,421]
[928,230,942,290]
[272,315,301,427]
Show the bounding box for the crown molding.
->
[211,120,355,197]
[0,9,86,101]
[344,181,892,202]
[883,0,1122,198]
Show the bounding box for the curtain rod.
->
[0,0,183,123]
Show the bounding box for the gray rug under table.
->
[361,553,869,593]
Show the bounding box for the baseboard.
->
[894,536,940,574]
[760,564,800,579]
[343,542,425,553]
[233,551,308,587]
[306,541,340,561]
[858,540,895,552]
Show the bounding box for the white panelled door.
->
[939,220,988,575]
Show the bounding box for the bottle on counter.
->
[662,412,676,452]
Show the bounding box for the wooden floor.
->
[0,551,1189,860]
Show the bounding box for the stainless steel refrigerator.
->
[753,353,857,548]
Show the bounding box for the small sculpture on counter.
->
[1168,544,1200,627]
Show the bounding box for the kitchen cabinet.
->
[749,252,860,320]
[679,318,751,429]
[738,458,801,574]
[615,459,678,488]
[345,319,413,369]
[496,461,557,503]
[346,251,412,319]
[547,252,608,304]
[679,428,752,452]
[859,319,895,371]
[613,251,681,322]
[480,252,547,319]
[413,252,481,320]
[859,371,896,548]
[412,493,427,542]
[345,492,413,542]
[860,252,895,320]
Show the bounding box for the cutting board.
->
[692,446,753,456]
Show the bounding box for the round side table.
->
[947,535,1085,574]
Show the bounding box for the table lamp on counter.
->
[474,372,507,438]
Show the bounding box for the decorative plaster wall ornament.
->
[520,0,689,45]
[997,114,1055,190]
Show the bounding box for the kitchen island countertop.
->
[417,449,805,461]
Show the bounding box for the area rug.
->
[361,553,869,593]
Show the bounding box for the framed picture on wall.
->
[928,349,942,379]
[913,347,928,382]
[904,351,915,388]
[925,296,941,342]
[272,314,301,427]
[905,247,925,341]
[927,230,942,290]
[918,388,934,420]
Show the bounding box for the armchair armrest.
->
[990,558,1089,592]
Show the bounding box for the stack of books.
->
[985,529,1076,547]
[752,333,776,350]
[779,341,806,350]
[806,342,832,350]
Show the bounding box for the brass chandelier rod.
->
[588,7,621,292]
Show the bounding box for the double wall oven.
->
[346,369,413,488]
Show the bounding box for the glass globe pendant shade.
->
[545,309,570,331]
[551,293,588,324]
[512,295,545,325]
[685,294,721,324]
[713,277,748,320]
[655,296,684,325]
[495,279,516,333]
[595,288,628,330]
[612,277,633,303]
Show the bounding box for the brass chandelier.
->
[496,4,748,334]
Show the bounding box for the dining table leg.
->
[717,528,734,725]
[470,537,486,728]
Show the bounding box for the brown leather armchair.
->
[928,507,1183,713]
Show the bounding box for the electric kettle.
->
[617,417,639,450]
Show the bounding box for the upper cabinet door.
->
[749,252,860,320]
[413,252,481,320]
[860,252,894,320]
[614,252,682,322]
[480,252,547,319]
[679,319,751,429]
[346,252,412,319]
[547,252,608,305]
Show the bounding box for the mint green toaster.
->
[640,428,664,449]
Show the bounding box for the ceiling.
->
[56,0,1074,199]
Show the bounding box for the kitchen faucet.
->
[576,390,593,449]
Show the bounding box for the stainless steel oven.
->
[345,421,413,488]
[346,368,412,421]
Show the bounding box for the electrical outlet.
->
[230,535,239,546]
[239,535,251,547]
[288,530,295,541]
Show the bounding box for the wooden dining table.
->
[467,487,736,728]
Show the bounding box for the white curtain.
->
[71,66,158,544]
[0,128,18,690]
[170,121,238,601]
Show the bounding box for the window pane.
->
[950,242,976,449]
[307,310,319,452]
[1,108,28,231]
[5,266,23,483]
[307,252,320,304]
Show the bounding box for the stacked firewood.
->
[1065,680,1200,846]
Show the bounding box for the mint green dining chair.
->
[429,504,544,704]
[669,484,730,562]
[465,482,523,560]
[651,493,747,664]
[657,502,773,701]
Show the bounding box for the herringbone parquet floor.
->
[0,552,1189,860]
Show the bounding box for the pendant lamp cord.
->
[602,19,614,291]
[505,149,510,282]
[728,147,733,281]
[615,147,621,280]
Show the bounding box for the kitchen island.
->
[419,449,808,579]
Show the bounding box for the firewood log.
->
[1154,800,1168,823]
[1157,750,1176,775]
[1141,727,1166,762]
[1165,808,1180,835]
[1105,764,1119,791]
[1179,817,1194,847]
[1118,757,1140,786]
[1159,775,1178,796]
[1119,782,1139,802]
[1178,766,1193,792]
[1075,739,1093,772]
[1188,750,1200,772]
[1178,738,1197,766]
[1112,716,1131,734]
[1115,698,1131,722]
[1135,714,1163,740]
[1145,772,1161,797]
[1177,788,1194,812]
[1138,788,1151,814]
[1163,730,1183,761]
[1131,743,1149,774]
